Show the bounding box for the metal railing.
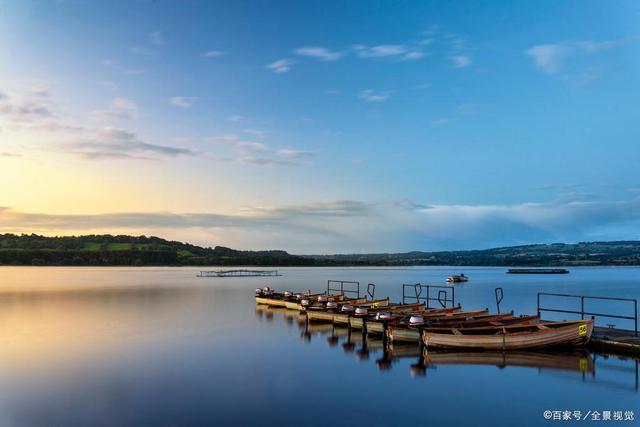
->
[537,292,638,336]
[495,287,504,313]
[327,280,360,298]
[402,283,456,308]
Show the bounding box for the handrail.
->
[402,283,455,308]
[327,280,360,298]
[367,283,376,299]
[537,292,638,336]
[495,287,504,313]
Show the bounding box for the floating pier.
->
[508,268,569,274]
[199,269,281,277]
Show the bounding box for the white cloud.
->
[293,47,344,61]
[525,37,638,74]
[451,55,471,68]
[169,96,197,108]
[353,44,407,58]
[228,115,244,122]
[525,44,571,73]
[266,59,293,73]
[403,51,425,61]
[358,89,392,102]
[202,50,225,57]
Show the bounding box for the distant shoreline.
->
[2,234,640,267]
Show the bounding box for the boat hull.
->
[421,320,594,350]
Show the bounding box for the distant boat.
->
[446,274,469,283]
[507,268,569,274]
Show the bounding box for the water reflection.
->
[257,304,639,391]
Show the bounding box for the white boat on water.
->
[446,274,469,283]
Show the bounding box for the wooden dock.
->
[590,327,640,356]
[199,269,281,277]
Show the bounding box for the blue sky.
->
[0,1,639,252]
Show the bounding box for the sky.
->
[1,0,639,253]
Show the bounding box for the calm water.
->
[0,266,638,426]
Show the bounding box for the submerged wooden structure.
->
[199,269,281,277]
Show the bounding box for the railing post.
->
[452,286,455,308]
[426,285,430,309]
[537,293,540,318]
[635,299,638,337]
[581,296,584,320]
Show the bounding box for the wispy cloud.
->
[353,44,408,58]
[451,55,471,68]
[525,37,639,74]
[293,46,344,61]
[0,152,22,158]
[0,87,56,122]
[277,149,315,159]
[525,44,571,74]
[89,97,138,121]
[202,50,225,57]
[3,196,639,252]
[169,96,197,108]
[266,59,293,73]
[358,89,392,102]
[208,134,314,167]
[228,115,244,122]
[66,127,197,160]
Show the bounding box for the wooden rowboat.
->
[257,292,349,308]
[354,306,461,334]
[386,314,542,343]
[421,319,594,350]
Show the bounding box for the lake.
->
[0,266,638,426]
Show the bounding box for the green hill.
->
[307,241,640,266]
[2,234,640,266]
[0,234,311,266]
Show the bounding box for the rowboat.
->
[421,319,594,350]
[255,289,348,308]
[333,302,424,325]
[386,313,542,343]
[306,299,406,323]
[355,306,462,335]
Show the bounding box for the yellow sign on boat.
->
[372,302,380,308]
[578,324,587,336]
